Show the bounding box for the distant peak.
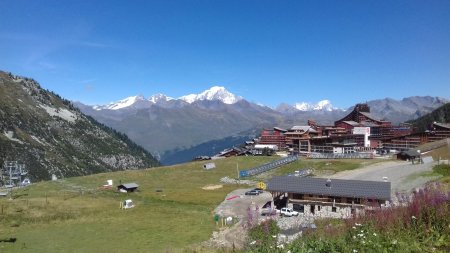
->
[294,99,336,111]
[179,86,242,104]
[93,95,145,110]
[148,93,174,103]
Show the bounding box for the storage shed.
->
[203,162,216,170]
[397,150,420,161]
[117,183,139,193]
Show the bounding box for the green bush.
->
[247,219,280,252]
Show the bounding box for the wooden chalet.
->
[117,183,139,193]
[397,150,421,161]
[267,176,391,218]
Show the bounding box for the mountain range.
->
[0,71,159,180]
[75,86,448,164]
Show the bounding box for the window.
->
[293,204,304,213]
[317,205,321,211]
[292,193,303,200]
[335,197,342,203]
[332,206,337,212]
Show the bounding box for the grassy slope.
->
[0,156,388,253]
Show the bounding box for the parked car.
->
[261,208,277,216]
[280,207,299,217]
[245,190,260,196]
[253,188,264,194]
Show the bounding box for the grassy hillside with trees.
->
[409,103,450,132]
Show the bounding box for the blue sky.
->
[1,0,449,108]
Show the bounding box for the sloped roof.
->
[274,127,288,132]
[290,126,318,133]
[267,176,391,200]
[434,122,450,130]
[399,149,420,157]
[342,121,360,126]
[119,183,139,189]
[359,112,384,122]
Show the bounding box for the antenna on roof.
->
[326,178,331,188]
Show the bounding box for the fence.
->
[308,152,374,159]
[239,155,298,177]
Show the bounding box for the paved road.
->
[326,160,438,194]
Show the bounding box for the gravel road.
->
[325,160,438,193]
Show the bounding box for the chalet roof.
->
[267,176,391,200]
[274,127,288,132]
[434,122,450,130]
[119,183,139,189]
[359,112,383,122]
[342,121,360,126]
[290,126,318,133]
[399,149,420,157]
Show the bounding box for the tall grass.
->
[284,182,450,252]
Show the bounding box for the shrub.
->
[288,183,450,252]
[246,219,280,253]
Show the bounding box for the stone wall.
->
[287,202,364,219]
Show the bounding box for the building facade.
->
[267,176,391,218]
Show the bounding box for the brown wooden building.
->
[258,127,287,150]
[267,176,391,218]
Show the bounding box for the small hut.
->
[397,150,420,162]
[117,183,139,193]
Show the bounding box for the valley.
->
[75,87,448,165]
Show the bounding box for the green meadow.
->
[0,156,386,253]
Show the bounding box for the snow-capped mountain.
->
[149,94,174,104]
[92,86,242,110]
[75,94,448,165]
[294,100,335,111]
[93,95,146,110]
[179,86,242,104]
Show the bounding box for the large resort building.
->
[257,103,449,154]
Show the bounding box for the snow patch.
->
[94,95,145,110]
[31,135,47,146]
[39,104,77,122]
[294,100,335,111]
[4,131,24,144]
[149,94,174,103]
[179,86,242,104]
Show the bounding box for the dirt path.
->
[204,188,272,249]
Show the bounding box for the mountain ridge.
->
[0,71,159,180]
[76,89,448,164]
